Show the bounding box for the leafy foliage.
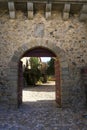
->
[23,57,41,86]
[47,58,55,75]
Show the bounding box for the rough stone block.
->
[34,23,44,37]
[9,11,15,19]
[81,4,87,13]
[8,76,17,80]
[46,3,52,12]
[8,1,15,11]
[63,3,71,12]
[79,13,87,21]
[27,2,34,19]
[27,2,33,11]
[62,70,69,75]
[28,11,33,19]
[61,61,68,68]
[61,75,70,80]
[63,12,69,20]
[46,12,51,20]
[45,3,52,19]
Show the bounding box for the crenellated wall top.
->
[0,0,87,3]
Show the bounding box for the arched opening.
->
[8,38,69,108]
[18,47,61,107]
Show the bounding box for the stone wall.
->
[0,10,87,108]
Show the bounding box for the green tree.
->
[29,57,40,69]
[29,57,41,85]
[47,58,55,75]
[24,57,41,86]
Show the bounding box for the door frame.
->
[8,38,69,108]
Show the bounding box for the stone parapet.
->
[63,3,70,20]
[8,1,15,18]
[45,3,52,19]
[79,4,87,21]
[0,0,87,2]
[27,2,34,19]
[0,0,87,21]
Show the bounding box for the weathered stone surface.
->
[27,2,34,19]
[79,13,87,21]
[34,23,44,37]
[45,12,51,20]
[8,2,15,19]
[63,3,71,12]
[28,11,33,19]
[79,4,87,21]
[0,10,87,107]
[63,12,69,20]
[9,10,15,19]
[63,4,70,20]
[27,2,33,11]
[45,3,52,19]
[8,2,15,11]
[81,4,87,13]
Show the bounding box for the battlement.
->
[0,0,87,2]
[0,0,87,20]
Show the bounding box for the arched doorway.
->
[18,47,61,107]
[8,38,69,108]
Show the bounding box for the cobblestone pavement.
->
[0,81,87,130]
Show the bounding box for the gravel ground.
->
[0,81,87,130]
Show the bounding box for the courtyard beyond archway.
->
[23,81,56,107]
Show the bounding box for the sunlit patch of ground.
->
[23,81,55,102]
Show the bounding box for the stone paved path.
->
[0,81,87,130]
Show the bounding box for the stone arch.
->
[8,38,69,108]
